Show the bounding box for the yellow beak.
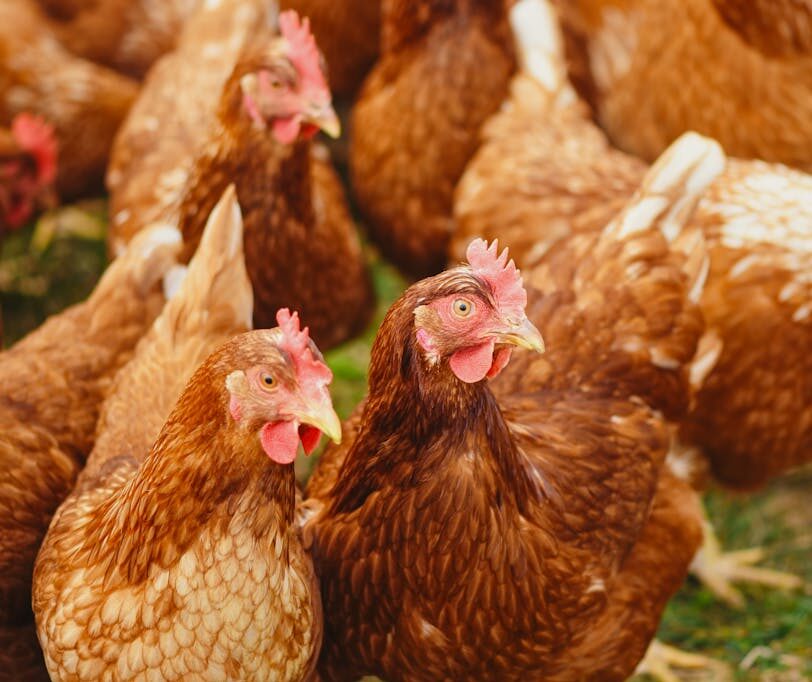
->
[495,316,545,353]
[307,103,341,139]
[299,398,342,445]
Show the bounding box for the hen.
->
[280,0,380,97]
[0,113,58,235]
[304,130,722,680]
[0,0,138,199]
[556,0,812,168]
[0,223,181,679]
[108,1,373,349]
[349,0,515,277]
[34,0,203,79]
[453,0,809,607]
[34,297,340,681]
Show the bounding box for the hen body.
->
[0,225,181,678]
[454,0,812,490]
[305,133,722,679]
[0,0,138,199]
[36,0,203,79]
[34,195,323,680]
[350,0,515,277]
[108,0,372,349]
[558,0,812,168]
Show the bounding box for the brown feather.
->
[350,0,516,277]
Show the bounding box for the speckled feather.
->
[350,0,516,277]
[681,161,812,488]
[305,165,710,679]
[557,0,812,168]
[0,0,138,198]
[0,226,181,678]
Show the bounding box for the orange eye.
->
[452,298,474,318]
[260,373,276,389]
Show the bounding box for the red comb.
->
[11,113,57,186]
[466,239,527,317]
[278,10,328,93]
[276,308,332,386]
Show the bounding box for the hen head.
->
[235,10,339,144]
[413,238,545,384]
[224,309,341,465]
[0,113,57,231]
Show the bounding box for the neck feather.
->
[330,290,542,515]
[82,364,295,584]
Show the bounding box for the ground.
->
[1,207,809,681]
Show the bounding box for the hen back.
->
[557,0,812,169]
[454,0,812,490]
[0,225,181,678]
[350,0,515,277]
[0,0,138,199]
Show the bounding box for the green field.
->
[2,210,809,681]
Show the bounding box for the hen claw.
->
[690,520,803,609]
[634,640,730,682]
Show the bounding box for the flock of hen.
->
[1,0,810,680]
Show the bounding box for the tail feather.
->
[157,184,254,340]
[604,132,725,302]
[606,133,725,243]
[509,0,576,103]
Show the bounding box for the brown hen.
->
[557,0,812,169]
[349,0,516,277]
[108,0,373,350]
[34,251,341,682]
[280,0,380,97]
[0,0,138,199]
[304,132,723,680]
[0,224,181,679]
[453,0,809,607]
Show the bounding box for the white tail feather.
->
[162,264,188,300]
[99,222,182,298]
[510,0,576,103]
[158,184,254,336]
[607,132,726,243]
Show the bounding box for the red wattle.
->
[260,421,299,464]
[272,116,302,145]
[449,340,496,383]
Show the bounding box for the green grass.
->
[2,204,809,681]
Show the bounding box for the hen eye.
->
[260,373,276,389]
[452,298,474,317]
